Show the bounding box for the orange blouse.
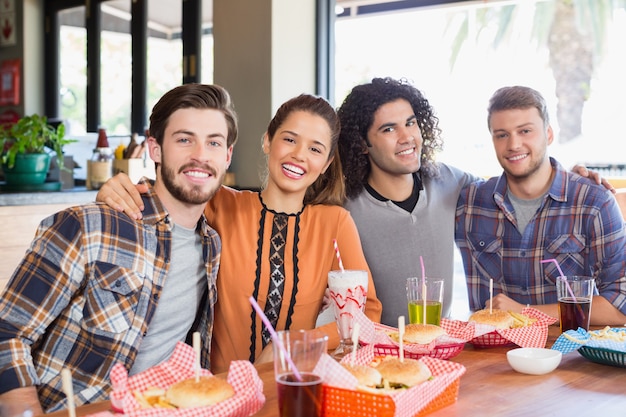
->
[206,186,382,373]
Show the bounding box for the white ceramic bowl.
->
[506,347,562,375]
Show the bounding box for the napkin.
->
[108,342,265,417]
[353,310,466,356]
[459,307,557,348]
[552,327,626,354]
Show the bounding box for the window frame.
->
[44,0,204,134]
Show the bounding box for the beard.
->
[501,152,546,182]
[160,160,224,205]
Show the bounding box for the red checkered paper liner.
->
[353,310,466,357]
[314,345,466,417]
[107,342,264,417]
[445,307,557,348]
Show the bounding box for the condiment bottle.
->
[88,127,114,189]
[114,137,126,160]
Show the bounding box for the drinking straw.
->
[489,279,493,314]
[541,259,586,322]
[61,369,76,417]
[249,296,303,381]
[351,322,361,365]
[420,256,427,324]
[333,238,345,272]
[193,331,201,382]
[540,259,577,301]
[398,316,405,363]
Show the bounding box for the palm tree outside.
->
[446,0,625,143]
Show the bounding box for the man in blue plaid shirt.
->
[455,86,626,325]
[0,83,237,415]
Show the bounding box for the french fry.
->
[133,387,169,409]
[590,326,626,342]
[156,398,177,409]
[133,390,152,409]
[562,332,586,344]
[508,311,537,328]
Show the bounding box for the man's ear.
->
[147,137,162,164]
[226,145,234,169]
[546,125,554,145]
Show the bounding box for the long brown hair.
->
[265,94,345,206]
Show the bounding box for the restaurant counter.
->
[0,187,97,206]
[46,325,626,417]
[0,188,97,290]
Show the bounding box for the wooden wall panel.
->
[0,203,79,293]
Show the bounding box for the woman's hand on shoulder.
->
[572,164,615,194]
[95,173,148,219]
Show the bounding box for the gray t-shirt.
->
[508,192,545,235]
[129,222,205,375]
[346,163,479,326]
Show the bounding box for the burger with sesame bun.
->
[469,309,515,329]
[343,357,432,393]
[375,356,432,389]
[342,363,383,388]
[388,323,446,345]
[164,376,235,408]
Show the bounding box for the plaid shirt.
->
[455,158,626,312]
[0,182,220,412]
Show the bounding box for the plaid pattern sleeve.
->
[455,158,626,314]
[0,186,218,412]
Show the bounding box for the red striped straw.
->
[333,238,345,272]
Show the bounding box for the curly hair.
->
[337,77,444,199]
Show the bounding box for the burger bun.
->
[342,363,383,388]
[469,309,515,329]
[375,357,432,388]
[388,323,446,345]
[165,376,235,408]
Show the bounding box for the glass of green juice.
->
[406,277,444,325]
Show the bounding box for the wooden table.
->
[48,325,626,417]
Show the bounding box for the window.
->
[100,1,132,135]
[335,0,626,177]
[48,0,211,180]
[50,0,211,135]
[59,6,87,137]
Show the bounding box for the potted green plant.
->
[0,114,75,186]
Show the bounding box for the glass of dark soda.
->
[273,329,328,417]
[276,372,323,417]
[556,276,594,332]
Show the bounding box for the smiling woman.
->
[201,94,383,374]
